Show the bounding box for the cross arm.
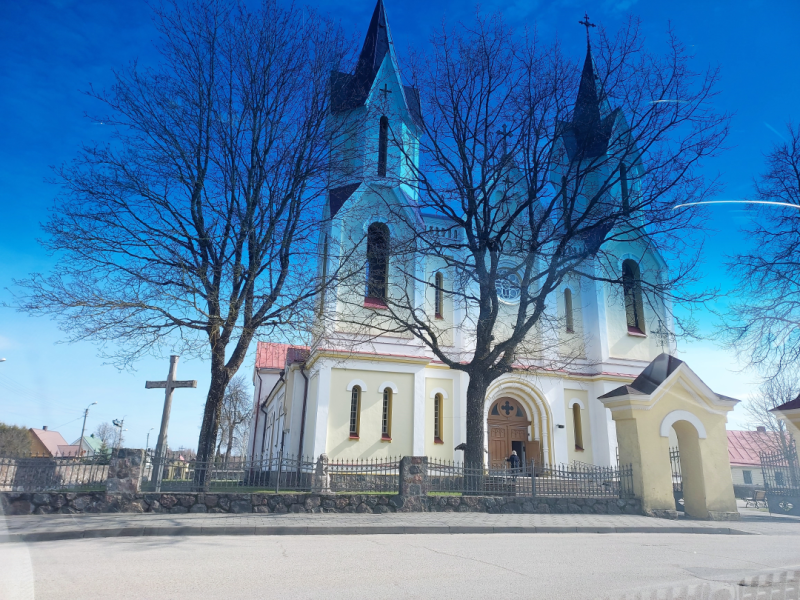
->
[145,381,167,389]
[172,380,198,388]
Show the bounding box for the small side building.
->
[726,428,779,496]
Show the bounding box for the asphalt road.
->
[2,532,800,600]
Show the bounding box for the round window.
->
[497,269,521,303]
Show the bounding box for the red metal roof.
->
[29,428,70,457]
[255,342,309,371]
[727,430,784,466]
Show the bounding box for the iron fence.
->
[760,440,800,494]
[141,452,400,494]
[427,459,633,498]
[669,446,682,493]
[533,462,634,498]
[0,454,109,492]
[428,459,534,496]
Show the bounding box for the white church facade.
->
[247,0,674,470]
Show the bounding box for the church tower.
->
[317,0,424,324]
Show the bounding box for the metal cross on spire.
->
[579,13,596,48]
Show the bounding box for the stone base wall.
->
[2,491,642,516]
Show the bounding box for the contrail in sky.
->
[673,200,800,210]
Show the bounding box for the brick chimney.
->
[756,426,766,433]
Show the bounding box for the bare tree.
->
[216,374,250,460]
[15,0,349,467]
[329,15,727,466]
[744,376,797,457]
[725,123,800,379]
[93,422,120,450]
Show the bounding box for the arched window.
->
[349,386,361,438]
[382,388,392,440]
[564,288,574,333]
[572,403,584,450]
[366,222,390,301]
[434,393,443,443]
[619,163,630,214]
[622,259,645,334]
[434,271,444,319]
[378,116,389,177]
[561,175,570,228]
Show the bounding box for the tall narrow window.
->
[349,386,361,438]
[561,175,570,228]
[434,271,444,318]
[564,288,574,333]
[434,393,443,443]
[366,222,390,301]
[622,259,645,335]
[318,234,329,316]
[620,163,630,215]
[378,116,389,177]
[382,388,392,439]
[572,403,584,450]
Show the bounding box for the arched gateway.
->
[487,398,540,469]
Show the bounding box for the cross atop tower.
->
[579,13,596,48]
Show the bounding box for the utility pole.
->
[78,402,97,456]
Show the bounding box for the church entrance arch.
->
[487,398,538,469]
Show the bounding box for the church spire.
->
[347,0,394,103]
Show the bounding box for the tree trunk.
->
[465,372,490,468]
[224,422,234,463]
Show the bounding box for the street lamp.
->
[112,418,126,450]
[0,358,6,362]
[145,427,155,453]
[78,402,98,456]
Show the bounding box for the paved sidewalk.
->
[3,509,797,542]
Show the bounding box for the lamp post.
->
[112,418,126,451]
[145,428,155,453]
[78,402,97,456]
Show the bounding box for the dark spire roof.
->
[559,44,617,159]
[599,353,684,398]
[353,0,391,91]
[332,0,394,112]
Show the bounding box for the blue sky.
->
[0,0,797,449]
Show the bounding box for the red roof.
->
[256,342,309,370]
[727,430,785,466]
[29,428,70,457]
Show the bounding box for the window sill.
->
[434,437,444,445]
[381,436,392,442]
[349,435,360,440]
[364,297,388,309]
[627,326,646,337]
[435,314,444,320]
[575,446,584,452]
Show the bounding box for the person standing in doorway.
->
[506,450,520,480]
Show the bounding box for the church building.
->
[247,0,674,469]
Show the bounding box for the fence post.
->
[276,451,283,494]
[399,456,428,497]
[106,448,145,494]
[531,460,536,498]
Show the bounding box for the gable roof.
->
[727,430,786,466]
[771,393,800,413]
[598,353,684,398]
[29,428,70,457]
[329,182,361,219]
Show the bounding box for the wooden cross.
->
[579,13,596,47]
[379,84,392,97]
[146,355,197,491]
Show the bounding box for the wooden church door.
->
[487,398,531,469]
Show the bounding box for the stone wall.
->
[1,491,641,516]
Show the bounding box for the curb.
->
[0,524,754,543]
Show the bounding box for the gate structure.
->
[760,439,800,516]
